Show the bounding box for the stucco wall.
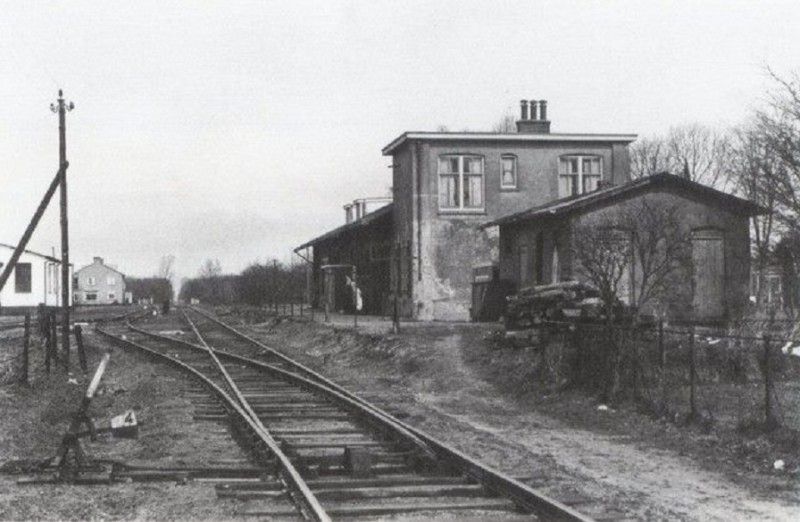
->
[398,138,630,321]
[0,251,71,307]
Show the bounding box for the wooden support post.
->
[22,314,31,385]
[353,266,358,329]
[659,319,666,410]
[689,325,697,420]
[392,242,400,334]
[44,312,52,373]
[764,335,775,427]
[75,325,88,374]
[291,302,294,316]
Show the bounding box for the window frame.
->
[500,154,518,190]
[107,276,116,286]
[437,154,485,213]
[558,155,603,197]
[14,263,32,294]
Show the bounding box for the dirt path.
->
[406,333,799,521]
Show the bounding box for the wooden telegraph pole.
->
[51,90,74,371]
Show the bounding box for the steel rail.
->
[174,307,593,522]
[96,327,331,522]
[127,320,437,461]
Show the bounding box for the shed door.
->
[692,230,724,318]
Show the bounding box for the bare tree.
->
[629,124,731,190]
[198,258,222,278]
[573,198,691,318]
[571,198,691,400]
[630,136,672,180]
[491,111,517,133]
[157,254,176,281]
[753,69,800,229]
[728,121,781,304]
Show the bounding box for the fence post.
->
[631,326,639,401]
[75,324,88,374]
[44,312,52,373]
[659,319,666,412]
[764,334,775,428]
[22,314,31,385]
[291,302,294,316]
[689,324,697,420]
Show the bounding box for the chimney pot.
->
[519,100,528,121]
[529,100,538,120]
[540,100,548,121]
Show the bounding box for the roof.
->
[479,173,769,229]
[0,243,62,264]
[75,261,126,277]
[295,203,393,251]
[382,131,638,156]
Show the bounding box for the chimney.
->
[516,98,551,134]
[519,100,528,121]
[93,256,104,265]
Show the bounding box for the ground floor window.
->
[85,292,98,301]
[15,263,31,293]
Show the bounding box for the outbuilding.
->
[481,173,767,322]
[0,243,72,308]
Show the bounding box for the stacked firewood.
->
[504,280,608,330]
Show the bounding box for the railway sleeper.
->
[311,483,490,501]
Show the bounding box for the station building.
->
[297,100,637,320]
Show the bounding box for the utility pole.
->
[51,90,74,370]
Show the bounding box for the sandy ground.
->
[247,316,800,522]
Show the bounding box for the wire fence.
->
[529,318,800,433]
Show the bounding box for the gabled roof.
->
[0,243,62,264]
[75,261,126,277]
[480,173,768,229]
[295,203,393,251]
[382,131,638,155]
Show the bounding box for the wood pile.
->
[504,280,608,331]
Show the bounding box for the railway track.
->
[97,307,600,521]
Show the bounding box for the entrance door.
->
[692,229,725,318]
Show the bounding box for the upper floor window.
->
[559,155,602,197]
[438,155,484,211]
[501,155,517,189]
[87,276,96,286]
[107,276,116,286]
[15,263,31,294]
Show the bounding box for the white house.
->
[0,243,73,308]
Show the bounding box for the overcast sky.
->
[1,1,798,284]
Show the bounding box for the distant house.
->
[0,243,72,308]
[481,173,767,322]
[74,257,127,305]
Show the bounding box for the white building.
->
[0,243,73,308]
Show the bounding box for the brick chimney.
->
[516,98,551,134]
[94,256,104,265]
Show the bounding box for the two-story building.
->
[74,257,127,305]
[0,243,72,308]
[298,100,637,320]
[382,100,636,320]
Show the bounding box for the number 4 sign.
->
[110,410,139,439]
